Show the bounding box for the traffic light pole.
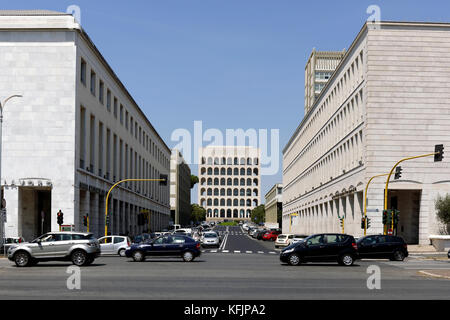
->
[363,173,389,236]
[104,178,166,237]
[383,151,440,234]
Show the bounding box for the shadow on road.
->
[280,263,361,267]
[11,263,107,268]
[126,259,205,263]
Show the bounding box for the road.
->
[0,226,448,299]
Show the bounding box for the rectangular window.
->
[106,90,111,111]
[106,128,111,180]
[80,59,86,85]
[98,122,104,177]
[99,80,104,104]
[120,104,124,124]
[125,111,129,129]
[130,117,134,135]
[90,115,95,173]
[79,106,86,169]
[90,71,96,96]
[119,139,123,180]
[113,134,117,181]
[113,98,118,118]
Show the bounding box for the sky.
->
[4,0,450,203]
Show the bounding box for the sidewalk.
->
[408,244,447,255]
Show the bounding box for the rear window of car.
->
[114,237,125,244]
[277,235,287,239]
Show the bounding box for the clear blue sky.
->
[4,1,450,202]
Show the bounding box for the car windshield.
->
[204,233,217,238]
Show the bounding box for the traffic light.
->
[339,218,344,228]
[159,174,168,186]
[382,210,387,225]
[57,210,64,225]
[394,166,403,180]
[386,209,392,225]
[83,215,87,227]
[366,218,371,229]
[393,210,400,226]
[105,214,110,226]
[361,217,366,229]
[435,144,444,162]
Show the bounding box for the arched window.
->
[207,157,213,165]
[247,158,252,165]
[253,168,258,176]
[201,168,206,175]
[234,157,238,165]
[214,199,219,206]
[233,178,239,185]
[227,188,232,196]
[214,188,219,196]
[220,188,225,196]
[234,168,239,176]
[227,209,232,218]
[246,188,251,196]
[221,168,226,175]
[213,209,218,217]
[220,178,225,186]
[227,178,232,186]
[227,168,232,175]
[253,189,258,196]
[220,199,225,206]
[240,158,245,165]
[227,199,232,206]
[227,157,232,165]
[240,209,245,218]
[240,199,245,207]
[207,178,212,186]
[201,157,206,165]
[240,178,245,186]
[220,209,225,218]
[233,209,238,218]
[253,199,258,206]
[253,158,258,165]
[246,199,251,206]
[214,157,219,165]
[207,199,212,206]
[214,168,219,175]
[233,188,239,196]
[246,209,251,218]
[207,168,212,175]
[221,157,226,165]
[233,199,238,206]
[214,178,219,185]
[240,168,245,176]
[207,208,212,217]
[240,188,245,196]
[247,168,252,175]
[253,178,258,186]
[247,178,252,186]
[207,188,212,196]
[200,188,206,196]
[201,178,206,186]
[200,199,206,206]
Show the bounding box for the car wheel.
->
[132,251,145,262]
[182,251,194,262]
[288,253,301,266]
[118,249,126,257]
[14,251,31,267]
[71,250,88,266]
[392,250,405,261]
[339,254,354,266]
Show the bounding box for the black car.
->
[280,233,358,266]
[357,235,408,261]
[125,234,201,262]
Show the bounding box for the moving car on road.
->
[201,232,220,248]
[356,235,408,261]
[125,234,201,262]
[291,235,308,245]
[280,233,358,266]
[7,232,101,267]
[98,235,131,257]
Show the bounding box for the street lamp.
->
[0,95,22,254]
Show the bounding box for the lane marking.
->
[246,251,252,254]
[234,250,241,253]
[222,250,229,253]
[258,251,264,254]
[269,252,277,254]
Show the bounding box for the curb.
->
[418,270,450,280]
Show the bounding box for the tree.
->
[435,194,450,234]
[251,205,265,225]
[190,175,199,189]
[191,204,206,223]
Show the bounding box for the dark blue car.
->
[125,234,201,262]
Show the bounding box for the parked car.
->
[256,229,268,240]
[291,234,308,245]
[7,232,101,267]
[448,249,450,259]
[98,235,131,256]
[242,224,250,231]
[133,233,152,244]
[280,233,358,266]
[356,235,408,261]
[125,234,201,262]
[275,234,294,248]
[201,232,220,248]
[262,230,281,241]
[1,237,25,254]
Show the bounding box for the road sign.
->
[61,225,74,232]
[387,229,393,235]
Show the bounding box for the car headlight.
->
[282,248,294,254]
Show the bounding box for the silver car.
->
[7,232,101,267]
[201,232,220,248]
[98,235,131,256]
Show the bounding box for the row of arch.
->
[200,188,258,197]
[201,157,259,166]
[201,198,259,207]
[207,208,252,219]
[200,177,259,187]
[200,167,259,176]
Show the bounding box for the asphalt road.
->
[0,225,448,300]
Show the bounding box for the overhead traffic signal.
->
[394,166,403,180]
[159,174,168,186]
[434,144,444,162]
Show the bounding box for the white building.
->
[283,21,450,244]
[198,146,260,221]
[0,10,171,240]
